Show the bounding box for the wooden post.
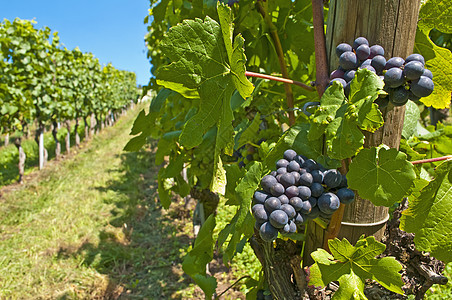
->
[304,0,421,264]
[52,121,61,160]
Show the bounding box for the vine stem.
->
[256,1,295,126]
[411,155,452,165]
[245,71,314,91]
[214,276,251,299]
[311,0,330,98]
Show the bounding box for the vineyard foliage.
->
[128,0,452,298]
[0,18,138,136]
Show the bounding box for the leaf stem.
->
[256,1,296,126]
[311,0,330,98]
[411,155,452,165]
[214,276,251,299]
[245,71,314,91]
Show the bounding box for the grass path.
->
[0,106,195,299]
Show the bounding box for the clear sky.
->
[1,0,151,86]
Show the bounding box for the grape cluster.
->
[233,144,260,168]
[330,37,434,106]
[252,149,355,242]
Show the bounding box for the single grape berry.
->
[276,159,289,169]
[261,175,277,193]
[298,186,312,200]
[405,53,425,65]
[285,185,299,199]
[336,188,355,204]
[289,197,303,211]
[303,159,320,171]
[310,182,324,198]
[389,86,409,106]
[253,190,269,205]
[308,196,317,208]
[369,45,384,58]
[384,68,405,88]
[291,171,301,183]
[329,78,347,88]
[336,43,353,58]
[323,169,342,188]
[360,65,376,73]
[281,203,296,219]
[410,76,434,98]
[385,57,405,69]
[360,59,372,66]
[306,206,320,219]
[264,197,281,212]
[300,200,312,214]
[288,220,297,233]
[252,204,269,223]
[283,149,297,161]
[422,69,433,80]
[403,61,424,80]
[330,69,345,80]
[299,172,313,187]
[269,210,289,229]
[279,173,296,188]
[294,213,306,225]
[371,55,386,74]
[353,37,369,50]
[276,167,287,175]
[318,192,341,214]
[311,169,324,183]
[356,44,371,61]
[259,222,278,242]
[339,51,359,70]
[343,70,356,83]
[278,194,290,205]
[287,160,301,172]
[270,183,285,196]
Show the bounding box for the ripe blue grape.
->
[298,186,311,200]
[306,206,320,219]
[303,159,320,170]
[294,213,306,224]
[291,171,301,183]
[264,197,281,212]
[280,223,291,234]
[285,185,299,199]
[294,155,306,166]
[389,87,409,106]
[308,196,317,208]
[281,203,296,219]
[360,59,372,66]
[253,190,269,205]
[277,167,287,175]
[403,61,424,80]
[371,55,386,74]
[384,68,405,88]
[385,57,405,69]
[323,169,342,188]
[288,220,297,233]
[330,78,347,88]
[279,173,296,188]
[269,210,289,229]
[310,182,324,198]
[330,69,345,80]
[369,45,384,58]
[353,37,369,50]
[270,183,285,196]
[356,44,371,61]
[344,70,356,82]
[336,43,352,58]
[287,160,301,172]
[261,175,277,193]
[300,200,312,214]
[289,197,303,211]
[299,172,313,187]
[410,76,434,98]
[318,192,341,214]
[259,222,279,242]
[339,51,359,70]
[336,188,355,204]
[278,194,290,205]
[405,53,425,65]
[252,204,269,223]
[283,149,297,161]
[276,159,289,169]
[339,174,348,188]
[360,65,376,73]
[422,69,433,80]
[311,169,324,183]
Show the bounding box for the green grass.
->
[0,106,195,299]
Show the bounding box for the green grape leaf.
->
[193,274,217,300]
[182,214,216,276]
[418,0,452,33]
[237,112,261,149]
[325,115,365,160]
[157,168,172,209]
[414,30,452,109]
[400,159,452,263]
[402,101,421,139]
[309,237,404,296]
[348,69,384,132]
[347,147,416,207]
[217,162,262,266]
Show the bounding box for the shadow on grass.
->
[57,145,194,299]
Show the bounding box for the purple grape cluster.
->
[330,37,434,107]
[252,149,355,242]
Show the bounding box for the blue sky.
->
[1,0,151,86]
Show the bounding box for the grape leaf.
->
[347,147,416,207]
[417,0,452,34]
[237,112,261,149]
[348,69,384,132]
[310,237,404,297]
[402,101,421,139]
[400,159,452,263]
[182,214,217,297]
